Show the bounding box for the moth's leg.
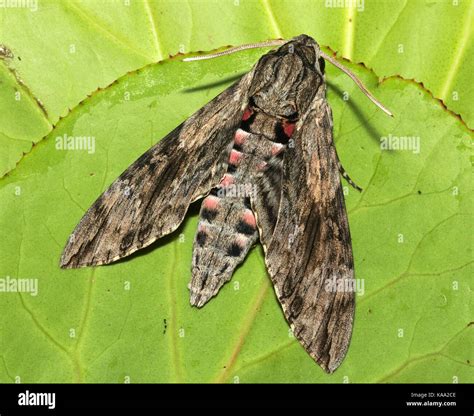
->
[337,159,362,192]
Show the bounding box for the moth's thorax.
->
[240,105,296,144]
[249,34,325,120]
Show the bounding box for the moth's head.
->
[286,34,325,75]
[249,34,325,119]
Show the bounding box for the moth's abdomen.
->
[189,112,283,307]
[190,194,258,307]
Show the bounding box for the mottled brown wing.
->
[61,71,254,268]
[252,102,355,373]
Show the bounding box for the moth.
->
[61,34,392,373]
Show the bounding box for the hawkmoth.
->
[60,34,391,373]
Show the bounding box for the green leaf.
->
[1,0,473,176]
[0,63,51,176]
[0,40,471,382]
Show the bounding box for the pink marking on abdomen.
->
[234,128,250,145]
[229,149,243,165]
[242,107,253,121]
[202,195,219,210]
[256,161,268,171]
[271,143,284,155]
[236,234,249,246]
[283,122,295,137]
[243,209,256,228]
[220,173,235,187]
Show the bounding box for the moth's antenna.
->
[182,40,285,62]
[320,51,393,117]
[183,41,393,117]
